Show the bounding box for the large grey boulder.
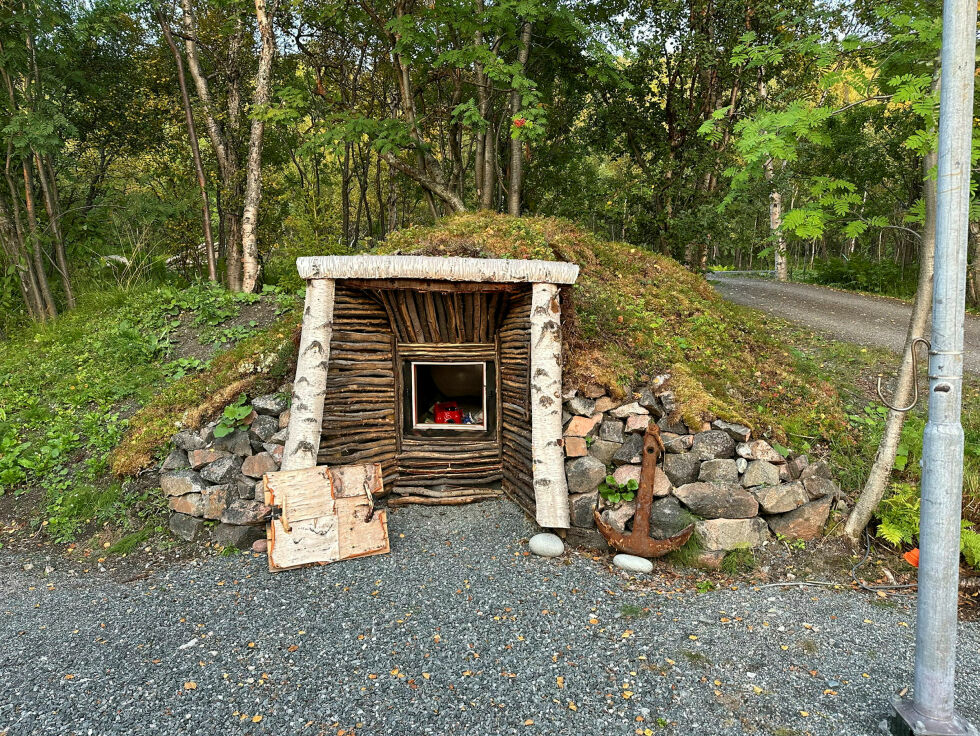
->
[609,402,649,419]
[736,440,785,464]
[698,459,739,484]
[599,419,626,443]
[211,523,263,549]
[691,430,736,460]
[241,451,279,478]
[657,416,689,435]
[600,502,636,533]
[568,492,598,528]
[648,496,696,539]
[168,493,205,517]
[801,459,832,481]
[663,452,701,486]
[695,517,770,551]
[169,512,206,542]
[173,430,205,451]
[252,393,289,416]
[213,429,252,457]
[786,454,809,480]
[612,433,644,465]
[742,460,780,488]
[160,469,206,498]
[201,455,244,484]
[588,439,621,466]
[674,482,758,519]
[662,433,694,453]
[565,455,607,495]
[202,484,234,520]
[712,419,752,443]
[221,499,269,526]
[803,475,840,500]
[638,388,664,418]
[249,413,279,442]
[766,495,833,540]
[187,448,231,470]
[566,396,597,417]
[160,448,190,472]
[751,481,808,514]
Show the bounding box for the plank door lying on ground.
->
[264,463,390,572]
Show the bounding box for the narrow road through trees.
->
[709,274,980,372]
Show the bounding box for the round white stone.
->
[529,533,564,558]
[613,553,654,574]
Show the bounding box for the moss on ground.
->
[109,319,298,476]
[380,213,850,444]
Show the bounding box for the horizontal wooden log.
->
[387,494,501,507]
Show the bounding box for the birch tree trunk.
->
[282,278,335,471]
[529,282,570,529]
[157,6,217,282]
[507,20,532,217]
[843,149,938,546]
[240,0,278,293]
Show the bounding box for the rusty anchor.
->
[594,423,694,557]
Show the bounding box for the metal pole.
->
[890,0,978,732]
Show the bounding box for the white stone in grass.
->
[529,533,564,558]
[613,554,654,574]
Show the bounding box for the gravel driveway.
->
[710,275,980,372]
[2,500,978,736]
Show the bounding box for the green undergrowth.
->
[0,282,297,543]
[771,326,980,568]
[380,212,851,444]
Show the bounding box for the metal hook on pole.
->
[876,337,931,412]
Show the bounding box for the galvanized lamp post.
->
[888,0,978,732]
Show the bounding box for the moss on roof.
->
[379,212,848,442]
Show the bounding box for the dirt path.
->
[710,275,980,372]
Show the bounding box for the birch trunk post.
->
[529,282,570,528]
[282,278,335,471]
[843,149,937,546]
[240,0,278,293]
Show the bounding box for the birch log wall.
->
[285,256,579,528]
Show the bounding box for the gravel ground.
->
[709,274,980,372]
[2,500,978,736]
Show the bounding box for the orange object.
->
[903,547,920,567]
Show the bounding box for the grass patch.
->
[380,213,851,442]
[0,281,297,542]
[678,649,713,668]
[721,546,757,575]
[107,527,153,555]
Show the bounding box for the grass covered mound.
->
[0,283,297,542]
[380,212,848,443]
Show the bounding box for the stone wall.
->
[560,380,841,562]
[159,389,291,548]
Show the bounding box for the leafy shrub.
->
[214,394,252,438]
[797,256,918,298]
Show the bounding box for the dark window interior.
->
[402,360,496,438]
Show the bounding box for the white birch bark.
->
[282,278,335,471]
[529,282,570,528]
[240,0,278,293]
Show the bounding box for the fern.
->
[876,482,980,571]
[961,525,980,570]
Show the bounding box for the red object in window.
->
[434,401,463,424]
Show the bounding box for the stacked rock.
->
[561,380,841,564]
[159,390,290,548]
